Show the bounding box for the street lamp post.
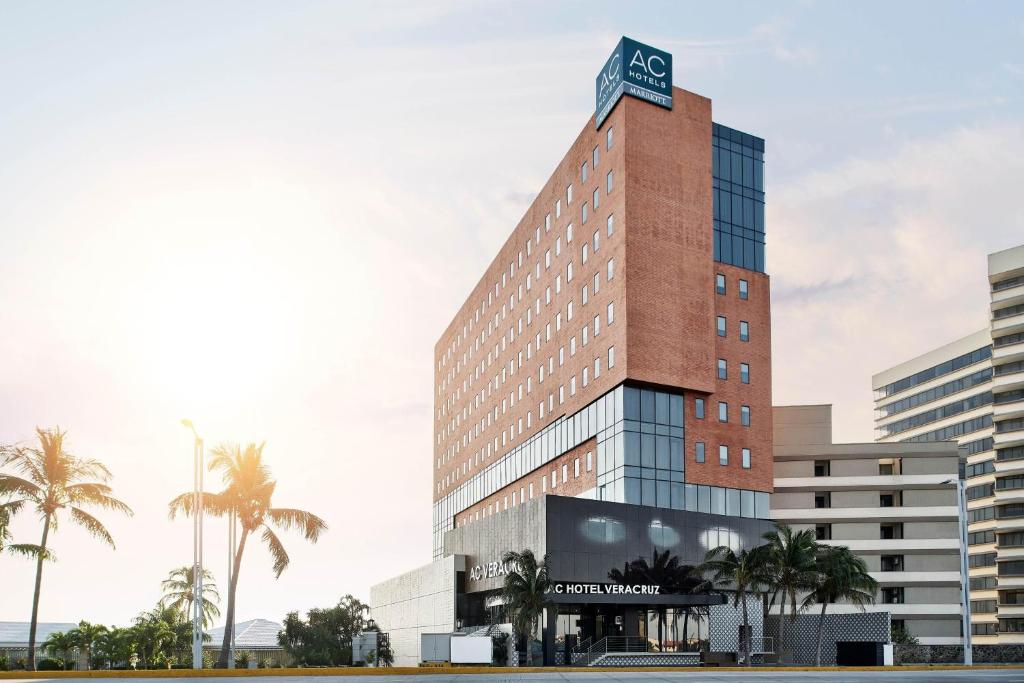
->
[182,419,205,670]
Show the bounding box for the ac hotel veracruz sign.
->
[595,36,673,128]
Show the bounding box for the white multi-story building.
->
[772,404,965,645]
[873,244,1024,644]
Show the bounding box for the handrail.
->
[582,636,649,665]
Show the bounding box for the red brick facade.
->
[433,87,773,522]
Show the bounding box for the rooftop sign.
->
[595,37,673,129]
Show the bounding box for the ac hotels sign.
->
[595,37,673,129]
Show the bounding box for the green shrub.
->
[0,655,9,671]
[36,658,65,671]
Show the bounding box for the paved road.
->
[8,672,1024,683]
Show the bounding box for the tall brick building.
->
[375,37,779,667]
[431,79,772,558]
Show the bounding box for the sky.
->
[1,0,1023,629]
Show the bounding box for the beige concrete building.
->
[873,244,1024,643]
[772,404,964,645]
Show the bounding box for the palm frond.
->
[260,525,291,578]
[6,543,54,560]
[168,491,232,519]
[69,507,116,548]
[266,507,328,542]
[0,474,44,501]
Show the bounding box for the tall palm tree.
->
[68,621,107,671]
[41,630,77,670]
[160,566,221,627]
[763,524,819,663]
[168,442,327,667]
[500,549,551,666]
[608,549,682,651]
[0,427,133,670]
[700,543,773,667]
[803,545,878,666]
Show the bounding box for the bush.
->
[0,655,9,671]
[36,658,65,671]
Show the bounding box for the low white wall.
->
[370,555,463,667]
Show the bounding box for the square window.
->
[739,279,749,300]
[717,316,727,337]
[716,273,726,295]
[717,358,727,380]
[719,445,729,466]
[742,448,751,469]
[695,442,705,463]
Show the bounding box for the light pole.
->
[945,474,973,666]
[182,419,205,670]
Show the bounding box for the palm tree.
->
[500,549,551,666]
[0,427,133,670]
[68,621,107,671]
[701,543,773,667]
[763,524,819,663]
[93,626,136,670]
[168,442,327,667]
[608,549,681,651]
[41,630,76,670]
[160,566,221,627]
[0,498,45,558]
[131,607,177,669]
[803,545,878,666]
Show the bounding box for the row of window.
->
[812,522,907,540]
[457,449,599,526]
[716,359,751,384]
[693,398,752,426]
[716,316,751,340]
[903,414,992,443]
[878,390,993,438]
[875,368,992,419]
[692,442,752,469]
[874,345,991,399]
[715,273,751,300]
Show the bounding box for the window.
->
[581,161,588,182]
[608,346,615,368]
[718,358,728,380]
[718,401,728,422]
[582,284,589,305]
[740,321,749,342]
[739,279,749,300]
[815,524,831,540]
[556,199,561,218]
[607,170,614,194]
[593,230,600,252]
[741,405,750,426]
[717,316,727,337]
[607,301,615,325]
[607,258,614,281]
[567,184,573,204]
[814,460,830,477]
[582,201,588,223]
[969,529,996,545]
[593,145,599,168]
[695,398,705,419]
[719,445,729,465]
[716,273,726,295]
[740,363,750,384]
[814,492,831,509]
[742,448,751,469]
[593,314,600,336]
[593,187,599,209]
[882,587,905,604]
[970,552,997,568]
[562,463,568,483]
[880,523,904,539]
[606,126,613,150]
[881,555,904,572]
[607,214,614,236]
[695,442,705,463]
[567,224,573,242]
[574,458,580,478]
[880,492,901,507]
[587,451,593,471]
